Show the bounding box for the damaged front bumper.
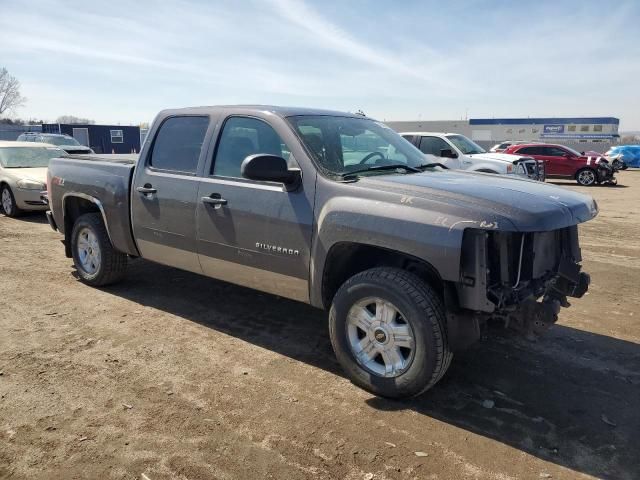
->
[513,158,546,182]
[495,255,590,339]
[446,226,590,349]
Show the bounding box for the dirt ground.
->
[1,172,638,480]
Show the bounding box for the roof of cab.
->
[0,140,61,148]
[157,105,366,119]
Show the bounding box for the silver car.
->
[0,141,64,217]
[16,132,94,154]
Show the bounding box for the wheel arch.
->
[320,241,444,310]
[62,193,112,257]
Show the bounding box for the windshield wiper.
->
[340,163,421,179]
[417,162,449,170]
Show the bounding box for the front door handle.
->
[202,194,227,209]
[136,185,157,195]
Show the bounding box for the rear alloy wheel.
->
[576,168,596,186]
[1,185,22,217]
[71,213,127,286]
[329,267,452,399]
[76,227,102,276]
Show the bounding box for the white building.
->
[385,117,620,150]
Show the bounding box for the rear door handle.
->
[202,194,227,209]
[136,185,157,194]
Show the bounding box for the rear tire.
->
[576,168,596,186]
[71,213,127,286]
[329,267,452,399]
[1,185,23,217]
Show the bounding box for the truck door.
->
[417,136,462,169]
[130,115,211,273]
[196,115,314,303]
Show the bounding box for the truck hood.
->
[467,152,530,164]
[358,170,598,232]
[4,167,48,184]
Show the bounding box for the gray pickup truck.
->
[47,106,596,398]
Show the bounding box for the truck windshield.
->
[0,147,63,168]
[446,134,486,155]
[42,135,81,146]
[288,115,430,177]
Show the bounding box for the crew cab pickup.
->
[47,106,595,398]
[401,132,544,180]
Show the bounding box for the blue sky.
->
[1,0,639,129]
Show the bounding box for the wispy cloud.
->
[0,0,638,128]
[265,0,446,83]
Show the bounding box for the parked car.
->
[17,132,94,154]
[401,132,544,180]
[0,141,64,217]
[504,143,617,186]
[47,106,595,398]
[489,140,534,153]
[606,145,640,168]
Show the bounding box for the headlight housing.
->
[17,179,45,190]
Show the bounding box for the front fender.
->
[308,194,508,308]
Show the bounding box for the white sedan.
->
[0,141,64,217]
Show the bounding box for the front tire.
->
[1,185,23,217]
[71,213,127,286]
[576,168,596,186]
[329,267,452,398]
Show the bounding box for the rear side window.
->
[212,116,290,178]
[418,136,450,156]
[150,116,209,174]
[517,146,541,155]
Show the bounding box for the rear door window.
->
[518,146,542,155]
[149,116,209,174]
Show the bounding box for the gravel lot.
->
[1,172,639,480]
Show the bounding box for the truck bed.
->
[48,155,139,256]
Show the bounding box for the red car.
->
[504,143,609,186]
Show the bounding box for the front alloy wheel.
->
[346,297,415,377]
[1,186,21,217]
[329,267,452,398]
[577,169,596,186]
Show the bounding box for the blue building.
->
[42,123,141,154]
